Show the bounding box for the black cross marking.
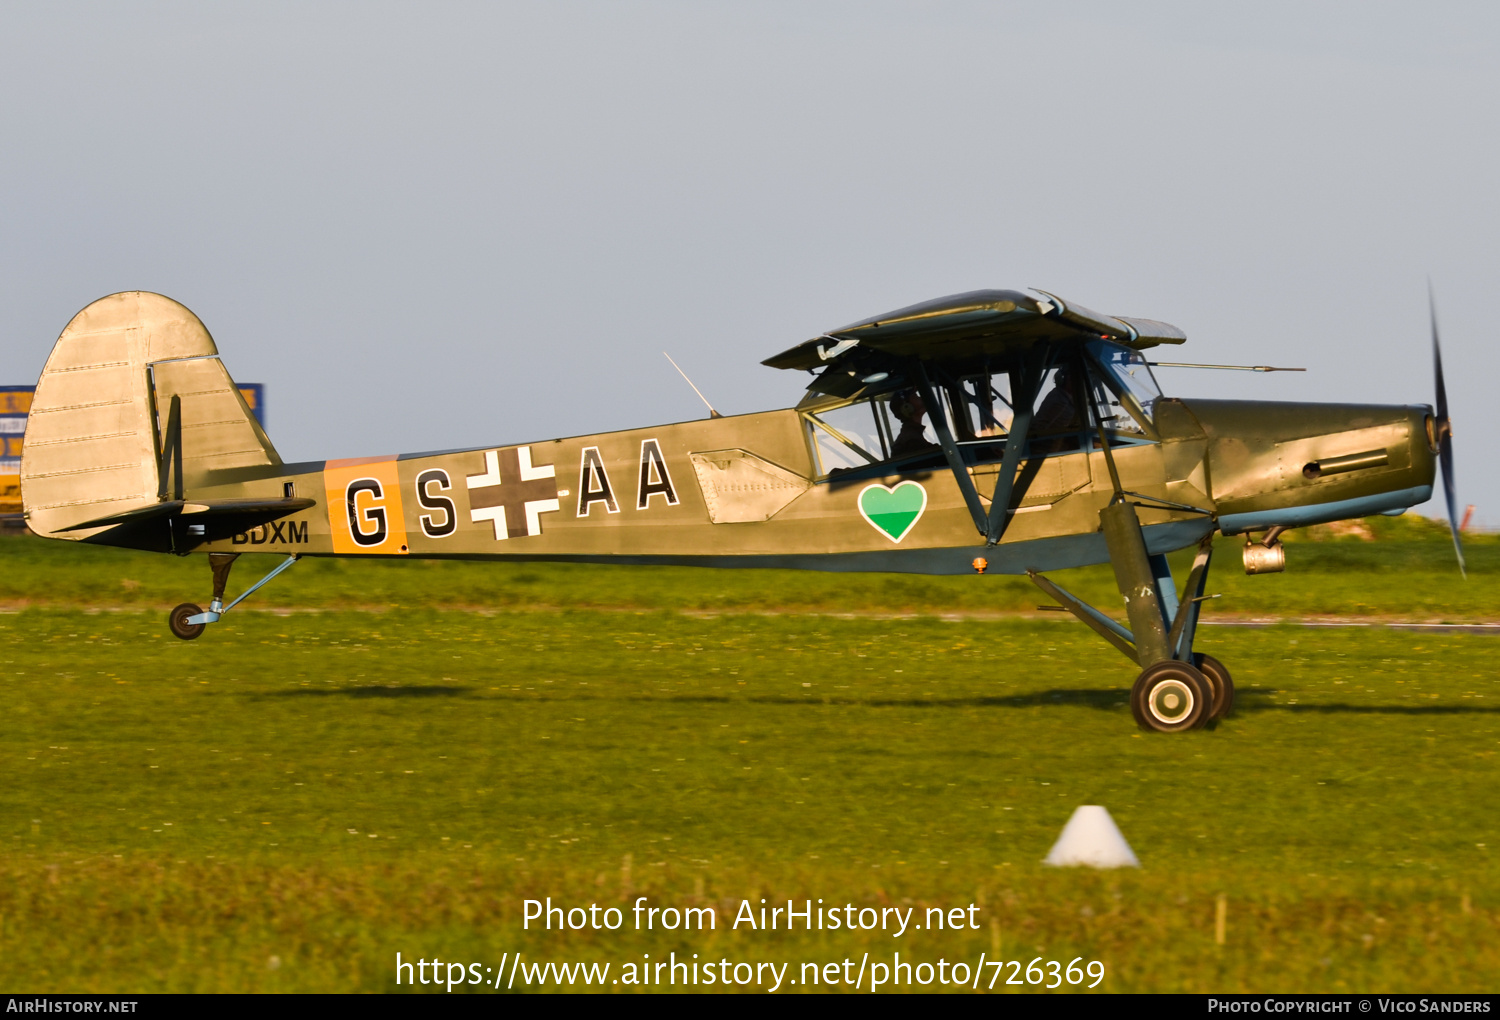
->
[467,447,560,539]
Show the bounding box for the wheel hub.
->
[1148,679,1195,724]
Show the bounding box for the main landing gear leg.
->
[1100,502,1210,732]
[168,552,300,641]
[1167,538,1235,724]
[1029,506,1232,733]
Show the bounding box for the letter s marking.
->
[415,468,456,538]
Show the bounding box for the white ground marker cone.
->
[1042,805,1140,868]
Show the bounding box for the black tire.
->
[1130,661,1210,733]
[1193,653,1235,722]
[169,603,206,641]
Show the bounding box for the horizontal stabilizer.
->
[59,496,315,533]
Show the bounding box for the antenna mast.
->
[663,352,723,418]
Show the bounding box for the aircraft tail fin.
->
[21,292,282,541]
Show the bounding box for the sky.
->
[1,1,1495,523]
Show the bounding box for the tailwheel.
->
[1131,661,1210,733]
[1193,653,1236,722]
[168,603,206,641]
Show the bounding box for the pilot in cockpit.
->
[890,389,939,458]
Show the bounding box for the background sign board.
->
[0,384,264,515]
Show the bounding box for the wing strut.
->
[1081,358,1125,501]
[916,362,988,536]
[983,343,1048,545]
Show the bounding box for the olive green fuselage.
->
[154,397,1434,576]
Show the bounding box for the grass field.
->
[1,519,1496,993]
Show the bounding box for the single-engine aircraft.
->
[19,289,1461,733]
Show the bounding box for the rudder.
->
[22,292,281,540]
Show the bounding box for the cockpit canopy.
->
[800,340,1163,480]
[766,288,1182,480]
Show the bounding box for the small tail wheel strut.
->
[166,553,300,640]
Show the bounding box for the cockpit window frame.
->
[802,395,947,482]
[1084,340,1163,441]
[807,413,883,467]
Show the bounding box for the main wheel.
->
[1130,661,1210,732]
[1193,653,1236,722]
[168,603,206,641]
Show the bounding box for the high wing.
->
[763,288,1186,398]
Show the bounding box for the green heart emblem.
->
[858,481,928,543]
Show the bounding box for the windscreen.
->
[1087,340,1162,433]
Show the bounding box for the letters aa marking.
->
[637,439,678,509]
[577,446,619,517]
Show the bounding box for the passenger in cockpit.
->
[1030,365,1086,454]
[1034,366,1081,435]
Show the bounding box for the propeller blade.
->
[1430,287,1465,577]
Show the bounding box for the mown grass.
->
[1,595,1497,992]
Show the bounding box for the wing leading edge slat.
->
[762,289,1186,371]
